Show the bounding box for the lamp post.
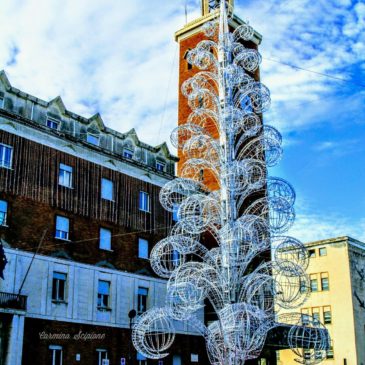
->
[128,309,137,365]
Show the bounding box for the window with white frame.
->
[138,238,149,259]
[87,133,100,146]
[123,148,133,159]
[58,163,73,188]
[0,143,13,169]
[137,287,148,314]
[97,280,110,310]
[52,272,66,301]
[99,228,112,250]
[101,178,114,201]
[96,349,108,365]
[139,191,150,212]
[47,119,59,130]
[49,345,63,365]
[0,200,7,226]
[55,216,70,241]
[156,161,165,172]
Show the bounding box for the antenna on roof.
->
[185,0,188,24]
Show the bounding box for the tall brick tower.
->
[173,3,281,363]
[175,0,262,190]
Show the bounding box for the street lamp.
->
[128,309,137,365]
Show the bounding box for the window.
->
[101,178,114,201]
[0,200,7,226]
[87,133,100,146]
[184,50,192,70]
[299,279,308,293]
[0,96,4,108]
[49,345,63,365]
[303,349,311,360]
[319,247,327,256]
[310,275,318,292]
[321,273,329,291]
[141,149,148,164]
[99,228,112,250]
[139,191,150,212]
[156,161,165,172]
[0,143,13,169]
[97,280,110,309]
[308,249,316,258]
[301,314,310,326]
[52,272,66,301]
[123,149,133,159]
[137,352,147,365]
[312,308,320,324]
[326,342,334,359]
[55,216,69,241]
[58,163,72,188]
[241,95,253,112]
[96,349,108,365]
[172,249,181,268]
[137,287,148,314]
[138,238,149,259]
[315,351,322,360]
[47,119,59,130]
[172,204,179,222]
[323,307,332,324]
[199,169,204,181]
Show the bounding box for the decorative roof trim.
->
[175,12,262,45]
[0,70,178,160]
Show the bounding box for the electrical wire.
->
[262,56,365,89]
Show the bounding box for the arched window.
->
[184,50,192,70]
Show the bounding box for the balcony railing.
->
[0,292,27,311]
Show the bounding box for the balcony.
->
[0,292,27,311]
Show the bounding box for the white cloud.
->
[0,0,363,150]
[288,212,365,243]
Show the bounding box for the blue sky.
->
[0,0,364,243]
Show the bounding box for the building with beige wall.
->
[278,236,365,365]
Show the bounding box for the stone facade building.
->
[0,71,206,365]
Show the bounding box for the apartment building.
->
[278,236,365,365]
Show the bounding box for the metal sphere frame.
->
[132,2,330,364]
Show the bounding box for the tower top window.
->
[208,0,221,11]
[204,0,233,14]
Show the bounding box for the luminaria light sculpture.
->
[132,2,329,364]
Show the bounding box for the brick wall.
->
[0,130,174,274]
[177,29,261,192]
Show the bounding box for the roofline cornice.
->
[175,12,262,45]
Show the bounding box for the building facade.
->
[278,236,365,365]
[0,71,207,365]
